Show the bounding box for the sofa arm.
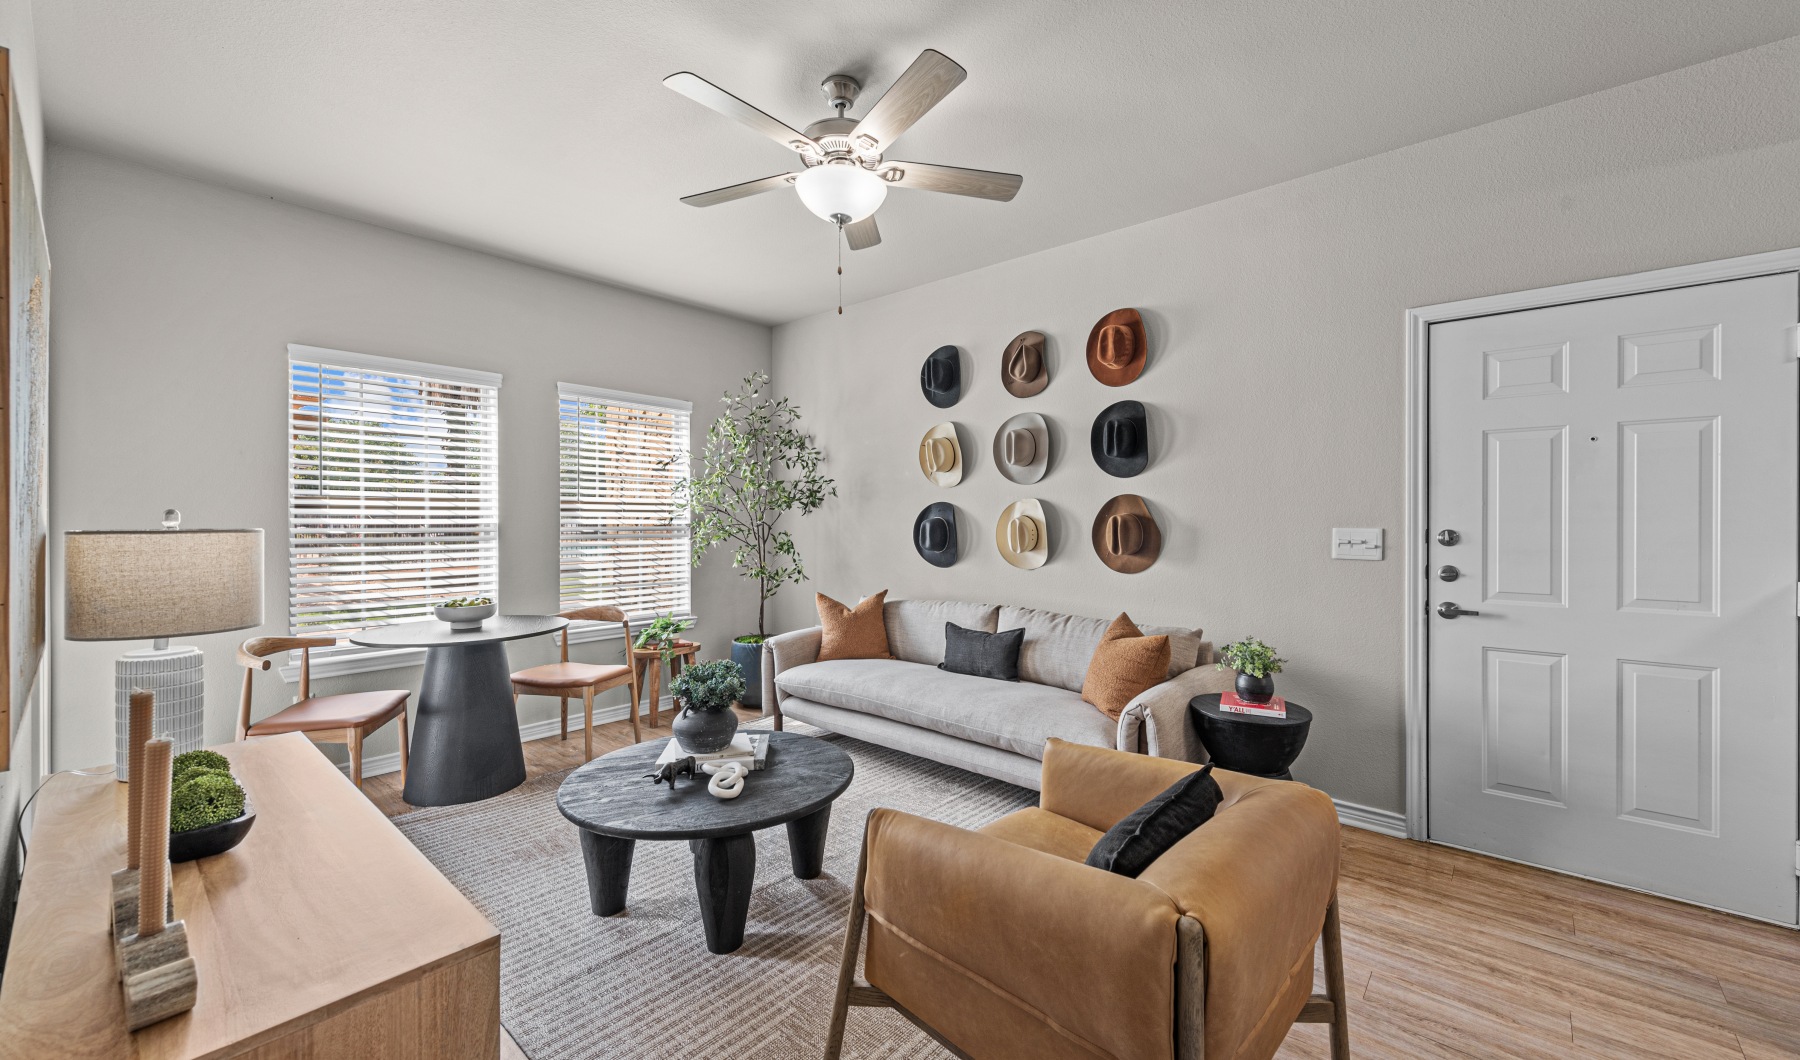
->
[1117,664,1234,762]
[762,626,822,717]
[859,808,1180,1060]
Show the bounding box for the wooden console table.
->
[0,732,500,1059]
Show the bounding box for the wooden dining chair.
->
[509,606,640,760]
[236,637,411,790]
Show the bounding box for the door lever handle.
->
[1437,602,1481,619]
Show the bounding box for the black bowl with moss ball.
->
[170,800,256,862]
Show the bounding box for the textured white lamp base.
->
[114,646,205,781]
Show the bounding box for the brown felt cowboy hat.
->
[996,498,1048,570]
[1091,494,1161,574]
[992,412,1048,484]
[1001,331,1048,398]
[918,422,963,487]
[1086,308,1147,386]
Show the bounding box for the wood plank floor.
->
[369,711,1800,1059]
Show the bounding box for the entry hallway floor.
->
[366,712,1800,1060]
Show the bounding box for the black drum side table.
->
[1188,694,1314,780]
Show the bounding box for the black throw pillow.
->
[1085,765,1223,878]
[938,622,1025,682]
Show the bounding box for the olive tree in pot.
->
[672,372,835,706]
[669,659,748,754]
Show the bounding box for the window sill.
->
[277,615,698,682]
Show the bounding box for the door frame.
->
[1403,246,1800,841]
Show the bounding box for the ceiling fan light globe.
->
[795,163,886,224]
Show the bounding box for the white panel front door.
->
[1427,273,1799,924]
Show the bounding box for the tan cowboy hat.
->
[1086,308,1147,386]
[1091,494,1161,573]
[991,412,1048,484]
[1001,331,1048,398]
[996,499,1048,570]
[918,422,963,487]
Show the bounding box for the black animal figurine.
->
[646,756,698,787]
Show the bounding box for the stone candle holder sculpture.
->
[111,690,171,946]
[114,733,198,1029]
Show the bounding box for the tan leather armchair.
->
[825,739,1349,1060]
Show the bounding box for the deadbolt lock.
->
[1438,565,1460,582]
[1436,529,1460,546]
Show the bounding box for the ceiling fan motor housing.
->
[820,74,861,113]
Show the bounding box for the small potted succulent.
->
[1217,637,1285,704]
[435,595,496,631]
[168,749,256,862]
[668,658,747,754]
[634,612,695,664]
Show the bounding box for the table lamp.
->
[64,510,264,779]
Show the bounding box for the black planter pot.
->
[673,703,740,754]
[1235,672,1275,704]
[169,804,256,863]
[731,639,763,707]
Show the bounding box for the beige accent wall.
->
[771,38,1800,814]
[45,146,770,772]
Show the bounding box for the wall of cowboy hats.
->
[767,51,1788,816]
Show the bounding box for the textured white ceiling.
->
[35,1,1800,324]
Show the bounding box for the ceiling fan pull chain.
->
[837,222,844,315]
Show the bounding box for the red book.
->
[1219,691,1287,718]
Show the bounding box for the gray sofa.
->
[760,598,1232,790]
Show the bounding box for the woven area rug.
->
[393,724,1037,1059]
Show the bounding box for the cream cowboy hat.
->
[918,422,963,487]
[991,412,1049,484]
[1092,494,1161,574]
[996,499,1048,570]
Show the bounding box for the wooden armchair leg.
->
[582,687,595,762]
[396,710,410,787]
[347,729,364,790]
[823,834,871,1060]
[1323,891,1350,1059]
[559,695,569,741]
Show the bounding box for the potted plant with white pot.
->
[672,372,835,704]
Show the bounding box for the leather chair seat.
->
[246,690,409,735]
[510,661,630,690]
[979,806,1104,863]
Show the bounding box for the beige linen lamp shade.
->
[65,529,264,640]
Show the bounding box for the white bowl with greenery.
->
[434,597,496,631]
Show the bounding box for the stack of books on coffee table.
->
[653,732,771,771]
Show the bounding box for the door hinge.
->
[1794,841,1799,876]
[1787,323,1800,360]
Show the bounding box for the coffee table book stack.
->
[654,731,771,771]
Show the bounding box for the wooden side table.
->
[630,639,701,727]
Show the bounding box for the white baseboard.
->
[1334,798,1409,838]
[341,697,673,781]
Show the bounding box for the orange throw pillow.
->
[1082,613,1172,721]
[816,591,895,661]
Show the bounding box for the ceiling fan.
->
[663,49,1023,250]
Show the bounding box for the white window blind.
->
[288,345,501,640]
[558,383,692,619]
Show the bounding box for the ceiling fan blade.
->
[854,50,966,152]
[879,162,1022,202]
[663,72,821,156]
[679,173,796,207]
[844,216,881,251]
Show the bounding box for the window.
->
[288,345,501,643]
[558,383,692,623]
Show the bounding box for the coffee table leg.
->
[579,830,635,916]
[689,833,755,954]
[786,804,832,880]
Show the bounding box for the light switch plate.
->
[1331,528,1383,561]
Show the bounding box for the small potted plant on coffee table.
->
[669,659,748,754]
[1217,637,1285,704]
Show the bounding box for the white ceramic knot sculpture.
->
[705,761,748,800]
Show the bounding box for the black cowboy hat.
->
[913,502,959,567]
[920,346,962,408]
[1090,400,1148,477]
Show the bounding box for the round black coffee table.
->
[556,731,854,954]
[1189,694,1314,780]
[350,614,568,806]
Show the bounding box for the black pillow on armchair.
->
[1085,764,1223,878]
[939,622,1025,682]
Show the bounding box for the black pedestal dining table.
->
[350,614,569,806]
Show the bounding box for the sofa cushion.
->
[1081,613,1173,721]
[1085,764,1223,878]
[1000,605,1202,692]
[774,658,1116,760]
[884,599,1000,665]
[817,591,895,661]
[979,806,1104,863]
[940,623,1024,682]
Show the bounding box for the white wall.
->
[45,146,771,772]
[771,37,1800,814]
